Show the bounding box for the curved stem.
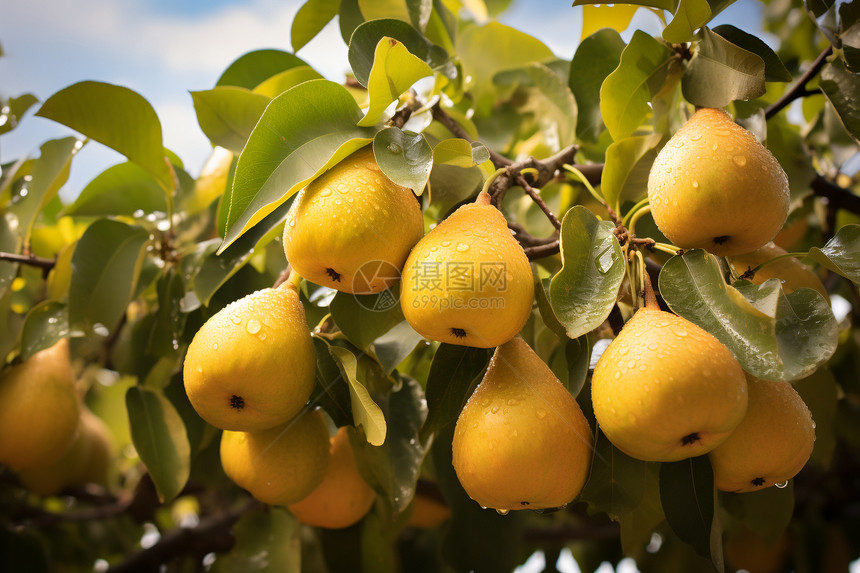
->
[626,205,652,237]
[622,197,651,228]
[745,251,808,277]
[481,168,508,197]
[563,164,605,206]
[642,267,659,310]
[650,243,682,257]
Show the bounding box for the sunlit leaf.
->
[69,219,149,337]
[550,206,625,340]
[251,66,324,98]
[358,37,434,127]
[406,0,432,31]
[0,93,38,136]
[712,24,792,82]
[663,0,712,44]
[600,30,672,141]
[216,49,308,90]
[581,4,640,40]
[126,386,191,503]
[36,82,173,191]
[601,133,663,213]
[190,87,271,154]
[373,127,432,192]
[63,162,167,217]
[329,345,387,445]
[682,26,766,108]
[291,0,341,52]
[348,19,447,86]
[570,29,626,142]
[433,138,490,167]
[220,79,374,252]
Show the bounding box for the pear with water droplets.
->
[647,108,790,256]
[709,374,815,492]
[400,191,533,348]
[452,337,593,511]
[283,146,424,293]
[183,283,315,432]
[591,308,748,462]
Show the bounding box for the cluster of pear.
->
[589,108,817,491]
[183,282,376,528]
[0,339,114,495]
[282,145,591,513]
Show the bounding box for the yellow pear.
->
[283,146,424,294]
[729,242,828,300]
[709,374,815,493]
[19,407,114,496]
[0,339,80,470]
[220,409,330,506]
[647,108,790,256]
[452,337,593,511]
[591,308,748,462]
[288,426,376,528]
[183,283,315,432]
[400,192,533,348]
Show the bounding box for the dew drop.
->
[456,243,470,252]
[673,328,687,337]
[732,155,747,167]
[690,133,703,141]
[357,177,368,185]
[441,240,452,247]
[507,398,517,406]
[231,314,241,325]
[775,481,789,489]
[336,183,349,194]
[491,405,500,414]
[196,366,203,374]
[246,319,261,335]
[536,409,547,419]
[320,188,333,197]
[496,508,510,516]
[213,343,219,350]
[387,143,402,154]
[692,180,699,189]
[665,167,672,173]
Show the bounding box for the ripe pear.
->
[400,192,533,348]
[0,339,80,470]
[647,108,790,256]
[729,242,828,300]
[452,337,593,511]
[283,146,424,294]
[591,309,748,462]
[288,426,376,528]
[709,374,815,493]
[19,407,114,496]
[184,284,315,432]
[220,409,330,506]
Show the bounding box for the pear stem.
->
[275,267,303,291]
[476,190,493,206]
[642,269,659,310]
[740,251,809,280]
[626,205,652,238]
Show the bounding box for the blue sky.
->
[0,0,765,199]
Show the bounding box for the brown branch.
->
[106,500,261,573]
[765,46,832,120]
[430,103,512,169]
[516,174,561,231]
[0,251,55,271]
[508,222,557,248]
[523,240,560,261]
[811,174,860,216]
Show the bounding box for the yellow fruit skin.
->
[283,146,424,294]
[183,286,315,432]
[709,375,815,493]
[288,427,375,528]
[591,309,748,462]
[729,242,828,301]
[400,197,534,348]
[220,409,330,506]
[452,338,593,510]
[19,408,114,496]
[406,494,452,529]
[0,339,80,470]
[647,108,790,256]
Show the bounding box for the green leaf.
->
[457,22,554,115]
[370,320,424,374]
[216,49,308,89]
[36,81,173,192]
[19,301,71,360]
[0,93,38,136]
[432,138,490,167]
[549,206,625,340]
[773,287,838,381]
[348,19,447,87]
[580,430,651,520]
[291,0,341,52]
[682,26,766,109]
[330,289,406,349]
[328,345,387,445]
[600,30,672,141]
[601,133,663,213]
[251,66,324,98]
[721,484,794,544]
[419,344,490,442]
[358,37,434,127]
[63,161,167,217]
[69,219,149,337]
[712,24,792,82]
[570,29,626,142]
[572,0,676,9]
[147,270,187,358]
[211,508,300,572]
[407,0,432,31]
[563,336,591,398]
[125,386,191,503]
[0,215,18,298]
[310,337,355,429]
[190,87,271,154]
[372,127,432,192]
[663,0,712,44]
[220,79,374,252]
[619,464,665,558]
[535,276,567,339]
[340,0,365,44]
[820,59,860,143]
[520,62,579,147]
[660,456,720,564]
[8,137,81,238]
[359,0,410,21]
[351,375,428,511]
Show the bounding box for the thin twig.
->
[765,46,832,120]
[430,103,512,169]
[523,240,560,261]
[811,174,860,215]
[0,251,55,271]
[516,174,561,231]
